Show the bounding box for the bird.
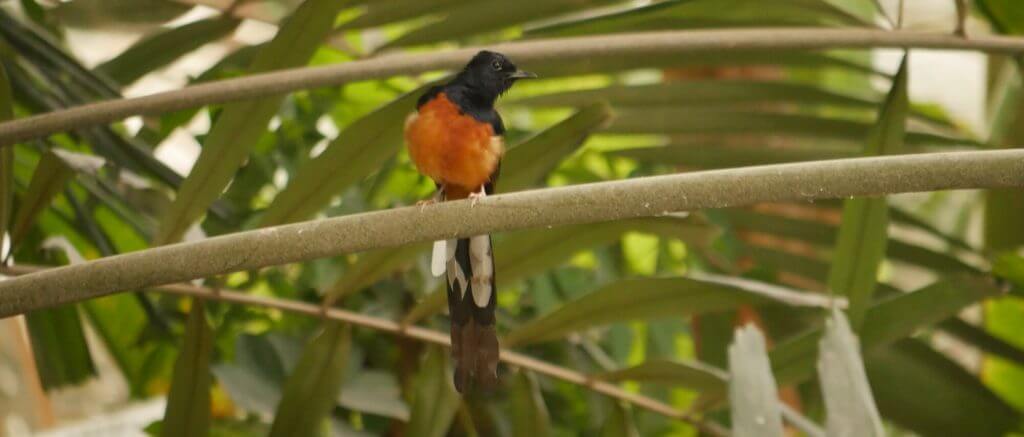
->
[404,50,535,392]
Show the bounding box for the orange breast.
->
[405,93,503,194]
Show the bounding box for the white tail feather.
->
[431,240,447,277]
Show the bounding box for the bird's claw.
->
[468,191,485,207]
[416,199,438,211]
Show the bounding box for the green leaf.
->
[993,252,1024,288]
[501,102,612,192]
[605,109,957,148]
[341,0,472,29]
[612,143,859,169]
[269,323,352,437]
[771,274,1001,385]
[597,359,728,394]
[866,339,1021,436]
[338,370,410,421]
[10,151,73,248]
[161,299,213,437]
[528,0,871,37]
[817,308,884,437]
[406,346,460,437]
[322,243,430,305]
[729,325,784,437]
[0,61,13,255]
[25,305,97,389]
[259,82,435,227]
[405,217,712,324]
[939,318,1024,367]
[96,16,240,85]
[976,0,1024,34]
[382,0,619,48]
[505,274,833,346]
[154,0,347,245]
[827,56,907,330]
[533,51,880,78]
[514,80,879,110]
[510,371,552,437]
[600,403,640,437]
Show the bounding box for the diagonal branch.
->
[0,264,729,436]
[0,150,1022,317]
[3,28,1024,145]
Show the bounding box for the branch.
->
[0,264,729,436]
[3,28,1024,145]
[0,150,1021,317]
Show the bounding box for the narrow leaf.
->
[501,102,612,192]
[597,359,728,394]
[10,151,73,248]
[269,322,352,437]
[866,339,1021,436]
[729,325,784,437]
[600,403,640,437]
[96,16,240,85]
[506,274,832,346]
[259,82,435,227]
[154,0,347,245]
[817,308,884,437]
[827,56,908,329]
[771,274,1001,385]
[26,305,97,389]
[0,61,13,253]
[406,346,460,437]
[161,299,213,437]
[510,371,552,437]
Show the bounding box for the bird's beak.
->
[508,70,538,79]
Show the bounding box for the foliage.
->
[0,0,1022,436]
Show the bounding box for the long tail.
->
[443,234,498,393]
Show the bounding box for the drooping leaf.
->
[612,143,858,169]
[258,81,436,227]
[338,370,410,421]
[600,403,640,437]
[817,308,884,437]
[597,359,728,394]
[269,323,352,437]
[321,243,430,306]
[406,346,460,437]
[729,325,784,437]
[605,109,958,148]
[0,60,13,254]
[939,318,1024,367]
[771,274,1001,385]
[827,56,907,330]
[161,299,213,437]
[866,339,1021,437]
[510,371,552,437]
[96,16,241,85]
[10,151,73,248]
[528,0,871,37]
[505,274,833,346]
[154,0,347,245]
[341,0,472,30]
[501,102,613,192]
[26,305,97,389]
[514,80,879,110]
[381,0,619,49]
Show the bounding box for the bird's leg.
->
[954,0,968,37]
[468,185,486,207]
[417,186,445,211]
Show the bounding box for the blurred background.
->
[0,0,1022,435]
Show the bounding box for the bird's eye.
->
[492,61,502,71]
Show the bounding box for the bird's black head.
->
[452,50,536,106]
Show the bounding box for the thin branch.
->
[0,264,729,436]
[3,28,1024,145]
[0,150,1022,317]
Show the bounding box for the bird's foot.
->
[416,199,438,211]
[468,189,486,207]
